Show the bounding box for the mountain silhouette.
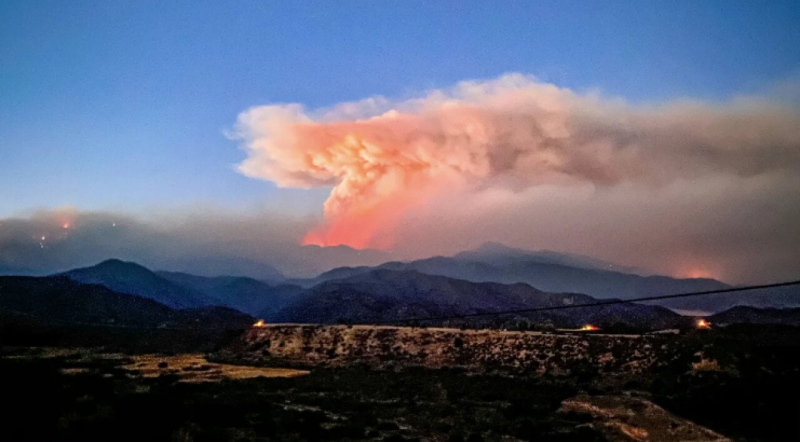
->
[61,259,212,308]
[277,268,682,330]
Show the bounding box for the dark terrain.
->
[2,260,694,332]
[1,251,799,441]
[1,324,799,441]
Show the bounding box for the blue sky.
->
[2,0,799,217]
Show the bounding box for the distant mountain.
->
[277,269,682,330]
[650,285,800,314]
[300,245,732,312]
[157,271,303,317]
[23,251,795,331]
[150,256,286,282]
[0,275,253,329]
[455,242,641,273]
[0,276,253,329]
[7,258,688,331]
[710,306,800,327]
[0,275,175,326]
[61,259,213,308]
[292,265,374,287]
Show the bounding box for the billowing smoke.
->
[234,74,800,250]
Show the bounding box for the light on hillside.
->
[696,319,711,330]
[253,320,266,328]
[579,324,599,331]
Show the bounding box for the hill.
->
[157,271,303,317]
[300,245,733,312]
[455,242,640,273]
[652,284,800,314]
[152,255,286,282]
[0,275,175,326]
[710,306,800,327]
[277,269,682,330]
[0,275,252,329]
[61,259,213,308]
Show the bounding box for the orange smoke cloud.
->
[234,74,800,249]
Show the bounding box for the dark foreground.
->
[1,325,800,441]
[3,347,601,442]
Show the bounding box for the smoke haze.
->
[2,75,798,285]
[233,74,800,272]
[0,209,391,279]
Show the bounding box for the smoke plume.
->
[234,74,800,250]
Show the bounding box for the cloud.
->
[233,74,800,253]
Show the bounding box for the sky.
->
[1,1,799,283]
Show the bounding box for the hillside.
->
[0,275,253,329]
[13,255,761,330]
[62,259,213,308]
[300,244,733,313]
[277,269,682,330]
[455,242,640,272]
[157,271,303,317]
[654,285,800,314]
[0,275,175,326]
[710,306,800,326]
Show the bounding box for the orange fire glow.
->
[301,211,394,250]
[696,319,711,329]
[300,171,434,249]
[579,324,599,331]
[253,320,266,328]
[677,263,718,280]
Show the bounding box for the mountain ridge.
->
[60,259,213,308]
[156,271,303,317]
[0,275,253,329]
[276,268,684,330]
[293,246,734,312]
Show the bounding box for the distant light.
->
[696,319,711,330]
[112,223,116,227]
[40,236,46,241]
[253,320,266,328]
[579,324,599,331]
[62,223,70,229]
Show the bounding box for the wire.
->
[390,279,800,324]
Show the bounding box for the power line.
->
[390,279,800,324]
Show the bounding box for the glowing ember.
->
[579,324,599,331]
[696,319,711,329]
[253,320,266,328]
